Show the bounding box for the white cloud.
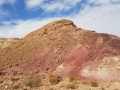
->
[88,0,110,5]
[25,0,44,9]
[0,18,62,38]
[0,0,120,38]
[111,0,120,3]
[71,1,120,36]
[25,0,82,11]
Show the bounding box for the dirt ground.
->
[0,74,120,90]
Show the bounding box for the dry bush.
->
[90,81,98,87]
[48,88,56,90]
[82,81,98,87]
[69,76,76,82]
[66,82,78,89]
[49,74,62,85]
[12,84,20,89]
[0,79,3,83]
[101,87,106,90]
[23,76,41,87]
[10,77,19,82]
[82,81,89,85]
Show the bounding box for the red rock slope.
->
[0,19,120,81]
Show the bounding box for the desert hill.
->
[0,38,19,49]
[0,19,120,82]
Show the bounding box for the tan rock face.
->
[0,19,120,82]
[0,38,19,49]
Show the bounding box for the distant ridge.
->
[0,38,19,49]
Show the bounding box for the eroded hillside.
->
[0,19,120,82]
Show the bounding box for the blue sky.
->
[0,0,120,38]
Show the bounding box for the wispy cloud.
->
[25,0,44,9]
[87,0,110,5]
[0,18,62,38]
[25,0,82,12]
[71,2,120,36]
[0,0,120,38]
[110,0,120,3]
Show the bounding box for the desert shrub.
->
[10,77,19,82]
[101,87,106,90]
[90,81,98,87]
[69,76,76,82]
[48,88,56,90]
[12,84,20,89]
[49,74,62,85]
[82,81,89,85]
[0,79,3,83]
[23,76,41,87]
[66,83,78,89]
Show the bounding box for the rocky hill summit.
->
[0,19,120,82]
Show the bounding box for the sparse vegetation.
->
[0,75,120,89]
[49,74,62,85]
[66,82,78,89]
[10,77,19,82]
[69,76,76,82]
[82,81,89,85]
[23,76,41,87]
[0,79,3,84]
[101,87,106,90]
[12,84,20,89]
[90,81,99,87]
[48,88,56,90]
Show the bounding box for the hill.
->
[0,19,120,82]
